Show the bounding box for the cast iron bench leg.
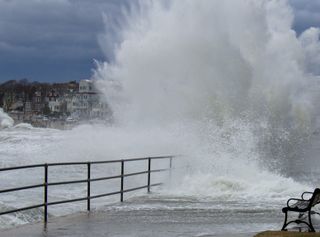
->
[281,210,288,231]
[308,211,315,232]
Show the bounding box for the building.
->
[72,80,100,119]
[32,91,44,113]
[46,89,60,113]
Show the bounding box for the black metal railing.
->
[0,155,174,223]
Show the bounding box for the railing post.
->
[44,164,48,223]
[87,162,91,211]
[147,158,151,193]
[120,160,124,202]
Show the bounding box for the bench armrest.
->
[287,198,302,207]
[301,191,313,200]
[287,198,309,209]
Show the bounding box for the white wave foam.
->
[0,108,14,129]
[165,170,309,202]
[13,123,34,130]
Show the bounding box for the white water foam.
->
[0,108,14,129]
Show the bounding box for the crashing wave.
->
[13,123,34,130]
[0,108,14,129]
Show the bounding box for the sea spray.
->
[0,108,14,129]
[92,0,320,195]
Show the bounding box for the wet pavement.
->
[1,209,259,237]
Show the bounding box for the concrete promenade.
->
[2,198,317,237]
[3,211,320,237]
[1,209,256,237]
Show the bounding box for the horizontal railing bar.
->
[143,155,175,160]
[0,169,169,192]
[49,156,174,166]
[0,164,45,172]
[0,204,44,216]
[150,168,168,173]
[90,175,122,182]
[122,155,174,162]
[48,197,88,206]
[122,168,168,178]
[90,156,173,164]
[0,156,174,171]
[0,183,165,216]
[47,183,164,207]
[89,191,122,199]
[90,159,142,164]
[121,156,167,162]
[123,171,149,177]
[123,185,148,193]
[49,167,169,185]
[48,162,89,166]
[48,190,124,206]
[48,158,148,166]
[48,174,123,187]
[122,183,163,193]
[43,169,169,187]
[48,179,88,186]
[150,183,163,187]
[0,183,44,194]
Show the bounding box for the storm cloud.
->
[0,0,319,83]
[289,0,320,34]
[0,0,133,82]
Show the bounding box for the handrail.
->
[0,164,45,172]
[47,169,164,187]
[0,155,174,224]
[0,156,172,171]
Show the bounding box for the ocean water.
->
[2,0,320,234]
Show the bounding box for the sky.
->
[0,0,319,83]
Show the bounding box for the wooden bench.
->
[282,188,320,232]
